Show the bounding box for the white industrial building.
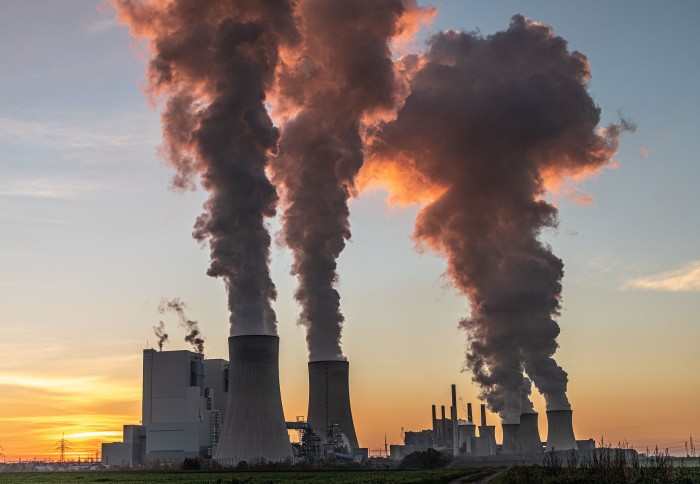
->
[102,349,229,466]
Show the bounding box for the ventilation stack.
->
[215,335,292,464]
[518,412,543,454]
[307,360,359,449]
[501,423,521,454]
[546,409,578,451]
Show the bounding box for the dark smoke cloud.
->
[272,0,429,361]
[369,15,633,422]
[159,297,204,354]
[153,321,169,351]
[116,0,300,335]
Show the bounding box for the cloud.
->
[0,177,97,199]
[625,260,700,292]
[86,17,118,36]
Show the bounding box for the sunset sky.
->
[1,0,699,460]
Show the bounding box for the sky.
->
[1,0,699,460]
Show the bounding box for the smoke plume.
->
[153,321,169,351]
[272,0,430,361]
[116,0,300,335]
[521,376,536,414]
[368,16,633,422]
[159,297,205,354]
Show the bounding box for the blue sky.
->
[0,0,698,457]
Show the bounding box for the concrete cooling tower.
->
[307,360,359,449]
[501,423,520,454]
[546,409,578,451]
[215,335,292,464]
[518,412,543,454]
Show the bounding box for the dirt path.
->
[449,468,503,483]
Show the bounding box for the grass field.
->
[0,468,495,484]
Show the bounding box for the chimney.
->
[546,409,578,451]
[307,360,359,449]
[215,335,292,464]
[432,405,438,443]
[441,406,447,446]
[480,404,487,427]
[451,385,458,456]
[518,412,543,454]
[467,403,473,423]
[501,423,521,454]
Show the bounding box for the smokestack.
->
[467,403,473,423]
[307,360,358,449]
[451,385,458,456]
[432,405,437,442]
[546,409,578,451]
[480,404,487,427]
[501,423,521,454]
[518,412,543,454]
[441,406,446,446]
[215,335,292,464]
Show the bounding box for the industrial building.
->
[390,384,591,462]
[102,349,229,466]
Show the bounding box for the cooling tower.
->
[215,335,292,464]
[501,423,520,454]
[518,412,543,454]
[307,360,359,449]
[546,409,578,451]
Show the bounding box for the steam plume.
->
[153,321,169,351]
[521,376,536,414]
[116,0,299,335]
[159,297,204,354]
[273,0,430,361]
[369,16,633,421]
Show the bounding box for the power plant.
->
[101,344,590,467]
[390,384,594,463]
[102,340,365,466]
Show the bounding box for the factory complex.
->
[102,335,595,468]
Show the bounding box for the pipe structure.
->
[215,335,292,464]
[432,405,437,443]
[467,403,473,423]
[307,360,359,449]
[518,412,543,454]
[480,404,487,427]
[546,409,578,451]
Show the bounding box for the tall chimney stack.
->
[307,360,359,449]
[441,406,446,446]
[215,335,292,464]
[467,403,473,423]
[546,409,578,451]
[480,404,487,427]
[451,385,458,456]
[432,405,438,443]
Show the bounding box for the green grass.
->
[0,468,492,484]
